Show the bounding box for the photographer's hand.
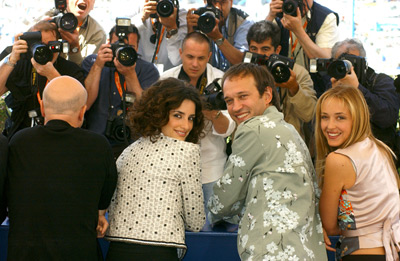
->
[159,7,178,37]
[331,67,359,89]
[94,44,113,68]
[203,109,229,134]
[266,0,283,21]
[281,8,303,35]
[186,8,199,34]
[31,58,60,81]
[58,28,80,53]
[114,60,143,99]
[275,69,299,96]
[9,33,28,65]
[142,0,158,23]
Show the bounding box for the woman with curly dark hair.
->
[105,78,206,261]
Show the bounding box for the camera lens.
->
[116,46,137,67]
[271,63,291,83]
[328,60,352,80]
[114,124,131,142]
[198,12,217,34]
[157,0,174,17]
[31,43,53,65]
[282,0,298,16]
[58,13,78,32]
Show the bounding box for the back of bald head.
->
[43,76,87,115]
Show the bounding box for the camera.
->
[277,0,304,18]
[243,52,294,83]
[310,53,367,84]
[105,93,135,142]
[105,18,138,68]
[150,0,177,18]
[202,78,226,111]
[51,0,78,32]
[19,31,69,65]
[194,3,222,34]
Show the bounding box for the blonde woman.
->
[315,85,400,260]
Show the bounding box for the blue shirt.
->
[81,55,160,142]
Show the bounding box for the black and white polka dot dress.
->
[106,134,205,254]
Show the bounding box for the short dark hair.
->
[222,63,280,110]
[29,20,60,39]
[182,31,211,52]
[109,24,140,45]
[246,20,281,49]
[129,78,205,144]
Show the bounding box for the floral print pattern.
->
[207,107,327,260]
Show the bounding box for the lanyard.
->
[289,20,308,58]
[151,19,165,63]
[31,68,48,104]
[114,71,126,98]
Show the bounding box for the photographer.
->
[57,0,106,66]
[246,21,316,140]
[161,32,236,229]
[329,38,400,154]
[82,22,159,157]
[0,20,85,138]
[187,0,253,71]
[266,0,339,96]
[131,0,187,73]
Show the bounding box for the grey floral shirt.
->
[208,106,327,261]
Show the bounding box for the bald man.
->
[6,76,117,260]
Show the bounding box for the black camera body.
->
[51,0,78,32]
[150,0,177,18]
[194,4,222,34]
[310,53,368,84]
[202,78,226,111]
[277,0,304,18]
[19,31,69,65]
[105,113,131,142]
[243,52,294,83]
[105,18,138,68]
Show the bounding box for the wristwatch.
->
[166,28,178,38]
[70,46,79,53]
[215,37,225,47]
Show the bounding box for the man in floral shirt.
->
[207,63,327,260]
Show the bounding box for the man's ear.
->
[263,86,273,105]
[40,100,45,118]
[78,105,87,122]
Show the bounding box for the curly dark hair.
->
[129,78,204,144]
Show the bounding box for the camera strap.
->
[114,71,127,99]
[151,19,165,64]
[289,21,308,61]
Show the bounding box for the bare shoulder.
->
[325,152,356,189]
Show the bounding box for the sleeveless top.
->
[335,137,400,261]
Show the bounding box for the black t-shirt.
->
[7,120,117,260]
[4,56,86,137]
[0,134,7,223]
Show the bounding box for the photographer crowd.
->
[0,0,400,260]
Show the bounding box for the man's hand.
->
[206,17,223,41]
[114,58,137,77]
[331,67,359,89]
[142,0,158,23]
[58,29,80,53]
[94,44,114,68]
[266,0,283,21]
[281,8,303,35]
[97,214,109,238]
[159,7,179,32]
[31,58,60,81]
[9,33,28,64]
[187,8,199,33]
[202,109,221,122]
[276,68,299,96]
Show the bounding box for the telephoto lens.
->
[327,60,352,80]
[157,0,174,17]
[116,46,137,67]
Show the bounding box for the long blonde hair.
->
[315,86,399,187]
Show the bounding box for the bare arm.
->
[85,44,113,110]
[320,152,356,235]
[203,110,230,134]
[0,33,27,95]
